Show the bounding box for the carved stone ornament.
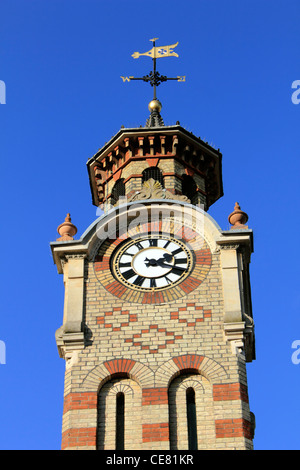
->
[127,178,190,203]
[228,202,248,229]
[56,213,77,241]
[219,244,240,250]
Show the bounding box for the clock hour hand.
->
[161,253,173,263]
[144,257,158,267]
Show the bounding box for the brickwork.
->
[56,209,254,450]
[52,119,255,451]
[61,427,97,450]
[97,377,143,450]
[88,127,223,209]
[169,374,215,450]
[103,157,207,210]
[215,418,253,440]
[213,383,249,403]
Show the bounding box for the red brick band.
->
[213,383,249,403]
[61,427,97,449]
[215,418,253,440]
[142,423,169,443]
[142,388,168,405]
[63,392,97,414]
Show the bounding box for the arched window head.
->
[181,175,197,204]
[97,376,142,450]
[111,178,126,205]
[142,167,164,188]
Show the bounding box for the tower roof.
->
[87,124,223,210]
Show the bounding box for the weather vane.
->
[121,38,185,101]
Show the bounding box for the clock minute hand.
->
[153,253,173,265]
[155,259,186,272]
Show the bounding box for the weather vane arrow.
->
[131,41,179,59]
[120,38,186,101]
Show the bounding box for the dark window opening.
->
[142,168,164,188]
[181,175,197,203]
[186,387,198,450]
[116,392,125,450]
[111,178,126,205]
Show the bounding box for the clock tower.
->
[51,43,255,450]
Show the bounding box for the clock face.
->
[112,235,193,291]
[93,218,212,304]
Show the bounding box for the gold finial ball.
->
[148,99,162,112]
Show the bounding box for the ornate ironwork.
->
[121,38,185,100]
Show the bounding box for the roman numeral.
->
[149,239,158,247]
[133,275,145,286]
[171,266,186,275]
[135,241,144,250]
[150,278,157,288]
[122,269,136,280]
[163,240,171,249]
[172,247,183,256]
[119,262,132,268]
[174,258,188,265]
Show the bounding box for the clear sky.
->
[0,0,299,450]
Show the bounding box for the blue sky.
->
[0,0,299,450]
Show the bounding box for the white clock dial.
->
[112,236,192,290]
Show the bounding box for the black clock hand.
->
[144,254,173,267]
[155,259,186,271]
[147,254,173,264]
[162,253,173,263]
[144,257,157,267]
